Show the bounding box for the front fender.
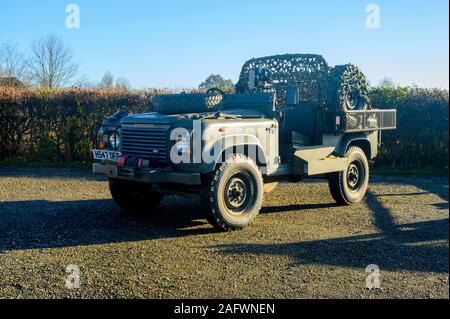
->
[201,134,268,173]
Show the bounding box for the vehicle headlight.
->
[175,142,191,156]
[174,132,191,156]
[97,127,107,149]
[109,130,121,150]
[98,127,120,150]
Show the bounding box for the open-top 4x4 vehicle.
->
[93,54,396,231]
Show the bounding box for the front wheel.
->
[201,154,264,231]
[328,146,369,205]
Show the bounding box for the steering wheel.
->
[206,87,225,95]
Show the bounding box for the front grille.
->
[121,126,169,163]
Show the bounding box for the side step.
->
[293,146,347,176]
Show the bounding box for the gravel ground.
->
[0,166,448,299]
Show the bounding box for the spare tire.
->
[327,64,371,111]
[152,93,223,115]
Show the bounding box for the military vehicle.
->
[92,54,396,231]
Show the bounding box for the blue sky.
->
[1,0,448,88]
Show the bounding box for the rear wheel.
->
[108,178,164,215]
[328,147,369,205]
[201,154,263,231]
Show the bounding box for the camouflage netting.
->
[236,53,370,110]
[151,54,370,114]
[236,54,329,103]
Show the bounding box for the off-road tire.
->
[200,154,264,231]
[328,147,369,205]
[109,178,164,215]
[327,64,370,111]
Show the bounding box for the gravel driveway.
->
[0,166,448,299]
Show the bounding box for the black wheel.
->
[328,147,369,205]
[200,154,263,231]
[108,178,164,215]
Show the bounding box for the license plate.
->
[92,149,121,162]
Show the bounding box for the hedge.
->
[0,87,448,169]
[371,87,448,169]
[0,88,156,162]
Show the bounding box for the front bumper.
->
[93,163,201,186]
[93,162,108,174]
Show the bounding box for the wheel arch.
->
[218,144,267,170]
[336,133,377,159]
[203,142,268,173]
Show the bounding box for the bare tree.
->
[99,71,114,88]
[26,35,78,88]
[71,74,93,88]
[98,71,131,90]
[0,42,26,81]
[0,46,3,77]
[378,77,396,88]
[115,76,131,90]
